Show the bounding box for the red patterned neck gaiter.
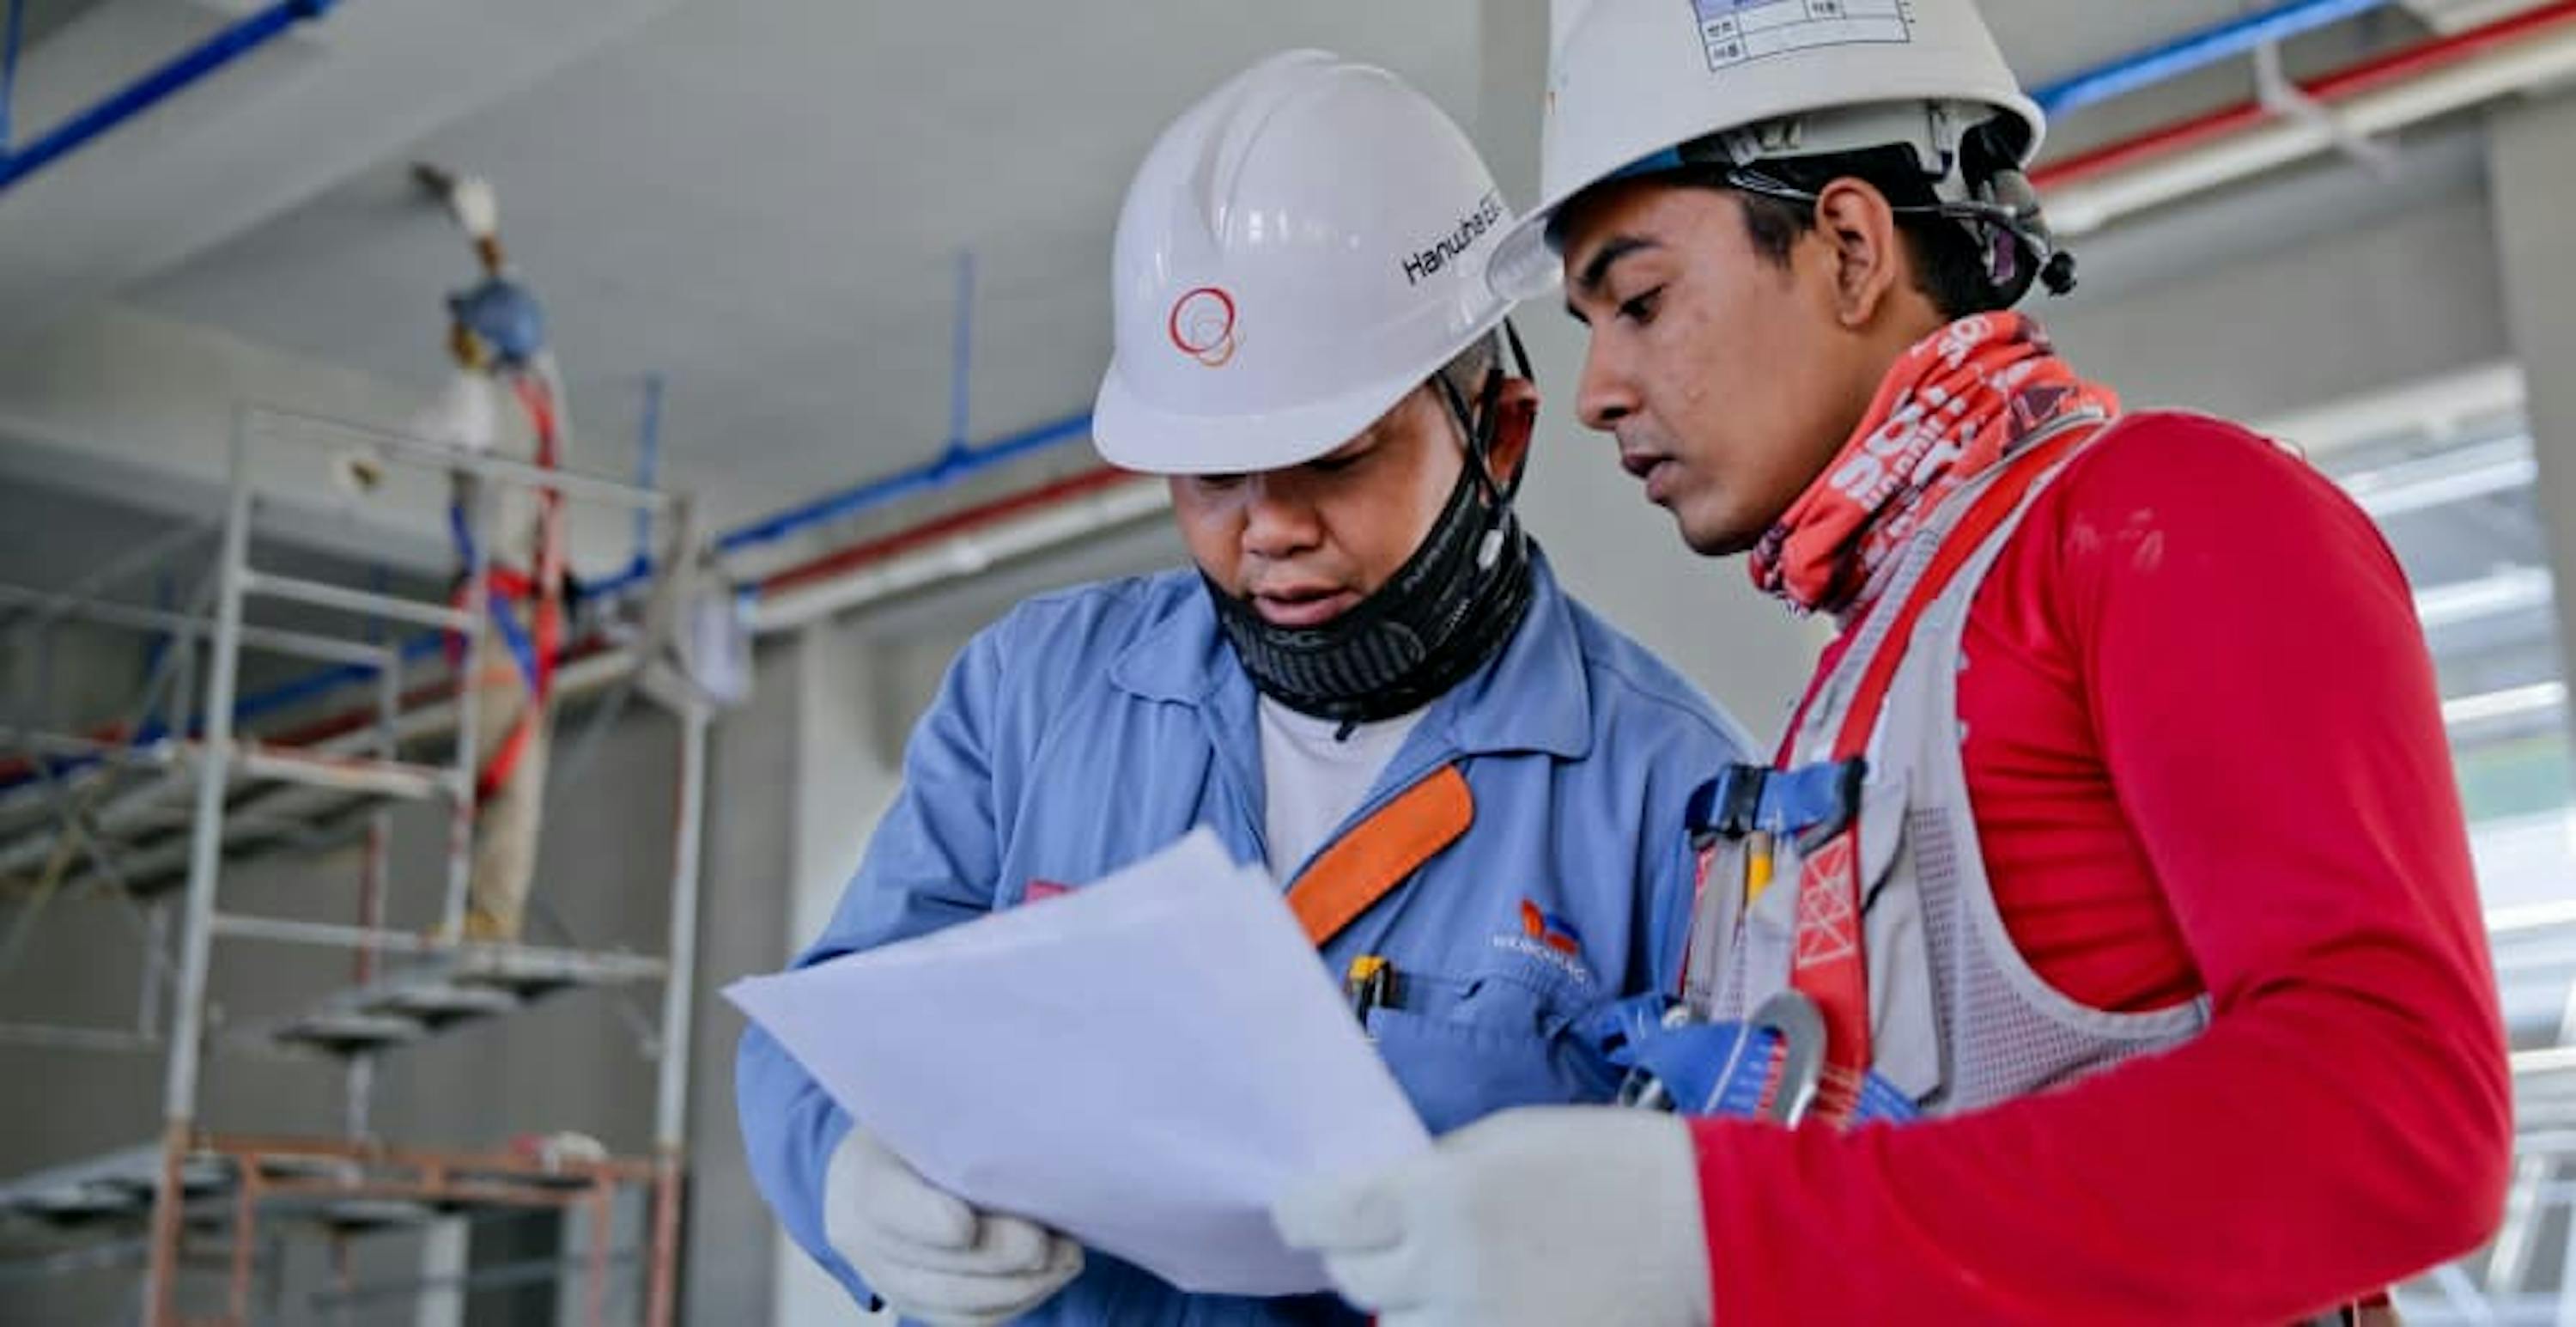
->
[1749,313,2121,617]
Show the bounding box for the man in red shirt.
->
[1272,2,2512,1323]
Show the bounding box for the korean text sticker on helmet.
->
[1689,0,1916,72]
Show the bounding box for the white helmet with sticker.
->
[1491,0,2047,301]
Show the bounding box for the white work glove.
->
[446,175,501,240]
[1273,1107,1711,1327]
[824,1125,1083,1326]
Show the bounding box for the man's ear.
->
[1485,378,1541,484]
[1811,178,1905,330]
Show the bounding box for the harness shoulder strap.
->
[1821,417,2112,762]
[1285,764,1474,947]
[1779,418,2112,1117]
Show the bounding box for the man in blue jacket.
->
[737,50,1750,1325]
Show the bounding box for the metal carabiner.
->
[1737,989,1828,1127]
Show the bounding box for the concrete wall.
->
[687,641,805,1327]
[2490,88,2576,715]
[768,623,904,1326]
[2047,186,2513,428]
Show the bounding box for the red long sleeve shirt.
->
[1693,413,2512,1324]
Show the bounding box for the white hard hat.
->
[1093,50,1518,476]
[1491,0,2044,301]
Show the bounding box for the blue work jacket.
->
[738,555,1748,1324]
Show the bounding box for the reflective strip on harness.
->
[1285,764,1474,948]
[511,374,567,700]
[443,371,571,807]
[482,575,547,697]
[474,712,536,807]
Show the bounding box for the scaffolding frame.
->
[185,1134,654,1327]
[0,404,708,1326]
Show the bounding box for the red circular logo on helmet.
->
[1167,287,1238,368]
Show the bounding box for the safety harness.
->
[445,372,568,807]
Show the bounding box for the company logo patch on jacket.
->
[1492,898,1595,986]
[1519,900,1582,953]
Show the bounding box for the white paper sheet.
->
[726,829,1430,1296]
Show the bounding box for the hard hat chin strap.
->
[1433,318,1538,527]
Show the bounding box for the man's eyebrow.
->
[1309,430,1379,467]
[1574,235,1659,295]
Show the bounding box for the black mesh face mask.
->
[1206,321,1539,728]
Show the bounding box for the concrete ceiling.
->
[8,0,107,51]
[7,0,2458,539]
[117,0,1489,528]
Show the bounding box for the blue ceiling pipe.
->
[0,0,337,195]
[2030,0,2396,119]
[707,408,1096,563]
